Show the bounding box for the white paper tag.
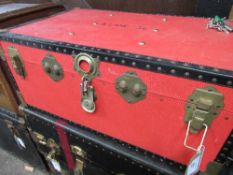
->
[185,146,205,175]
[51,159,61,172]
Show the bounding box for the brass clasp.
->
[74,53,99,113]
[184,86,224,133]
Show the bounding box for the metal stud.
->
[146,64,151,69]
[121,60,125,64]
[199,65,204,69]
[112,58,116,62]
[170,69,176,74]
[212,78,217,83]
[157,67,162,71]
[198,75,203,80]
[162,18,167,22]
[132,62,136,66]
[72,50,76,55]
[138,41,145,46]
[213,68,219,72]
[184,72,190,77]
[226,80,232,86]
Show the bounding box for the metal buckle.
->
[184,120,208,152]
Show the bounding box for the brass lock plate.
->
[73,53,99,79]
[42,54,64,81]
[116,71,147,103]
[184,86,224,133]
[8,46,26,78]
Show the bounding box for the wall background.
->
[10,0,233,18]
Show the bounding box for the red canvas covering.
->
[1,9,233,171]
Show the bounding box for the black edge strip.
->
[23,106,185,175]
[215,130,233,164]
[0,107,21,124]
[0,32,233,88]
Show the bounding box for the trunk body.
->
[0,9,232,173]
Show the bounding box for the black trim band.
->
[0,32,233,88]
[216,130,233,164]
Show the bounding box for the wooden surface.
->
[229,5,233,20]
[14,0,197,16]
[0,2,64,28]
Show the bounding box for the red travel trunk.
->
[0,9,232,172]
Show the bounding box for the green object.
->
[42,54,64,81]
[214,16,225,26]
[214,16,222,22]
[8,46,26,78]
[116,71,147,103]
[184,86,224,134]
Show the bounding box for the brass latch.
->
[30,131,62,173]
[184,86,224,134]
[71,145,86,175]
[8,46,26,78]
[6,121,26,150]
[74,53,99,113]
[30,131,47,145]
[71,145,86,158]
[46,149,62,173]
